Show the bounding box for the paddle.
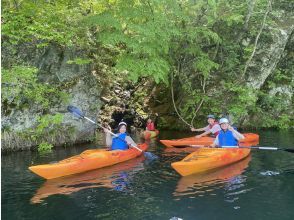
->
[174,144,294,153]
[223,145,294,153]
[67,105,158,160]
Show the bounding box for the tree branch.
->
[170,62,193,128]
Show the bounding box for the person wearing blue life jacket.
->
[104,121,137,150]
[211,118,245,148]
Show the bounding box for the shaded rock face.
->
[246,25,294,90]
[35,45,91,83]
[3,43,91,82]
[244,13,294,123]
[1,44,103,151]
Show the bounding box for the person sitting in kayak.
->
[191,114,221,138]
[104,121,137,150]
[211,118,245,147]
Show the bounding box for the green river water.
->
[2,130,294,220]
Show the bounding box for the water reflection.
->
[173,155,251,197]
[31,156,145,204]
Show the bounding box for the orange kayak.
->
[171,147,251,176]
[31,156,145,203]
[174,155,251,196]
[143,129,159,139]
[160,133,259,148]
[29,143,148,179]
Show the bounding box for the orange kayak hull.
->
[143,130,159,139]
[160,133,259,148]
[31,156,145,203]
[29,143,148,180]
[171,147,251,176]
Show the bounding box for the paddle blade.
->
[144,152,159,160]
[283,148,294,153]
[67,105,85,119]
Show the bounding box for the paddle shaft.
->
[222,146,293,152]
[222,146,277,150]
[83,116,143,152]
[184,145,293,153]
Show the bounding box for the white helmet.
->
[118,121,127,126]
[219,118,229,124]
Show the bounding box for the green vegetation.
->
[37,142,54,153]
[2,0,293,135]
[2,66,67,111]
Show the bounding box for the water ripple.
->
[259,170,280,176]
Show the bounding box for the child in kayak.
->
[104,121,137,150]
[191,114,221,138]
[211,118,244,147]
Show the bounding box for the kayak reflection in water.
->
[104,121,137,151]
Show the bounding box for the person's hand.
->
[103,125,112,133]
[228,125,234,131]
[195,135,202,138]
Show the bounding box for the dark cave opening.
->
[110,110,136,132]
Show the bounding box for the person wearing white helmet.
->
[211,118,245,147]
[191,114,221,138]
[104,121,137,150]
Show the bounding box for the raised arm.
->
[104,125,113,147]
[229,126,245,140]
[105,132,112,147]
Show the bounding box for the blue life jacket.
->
[111,133,128,150]
[218,130,238,147]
